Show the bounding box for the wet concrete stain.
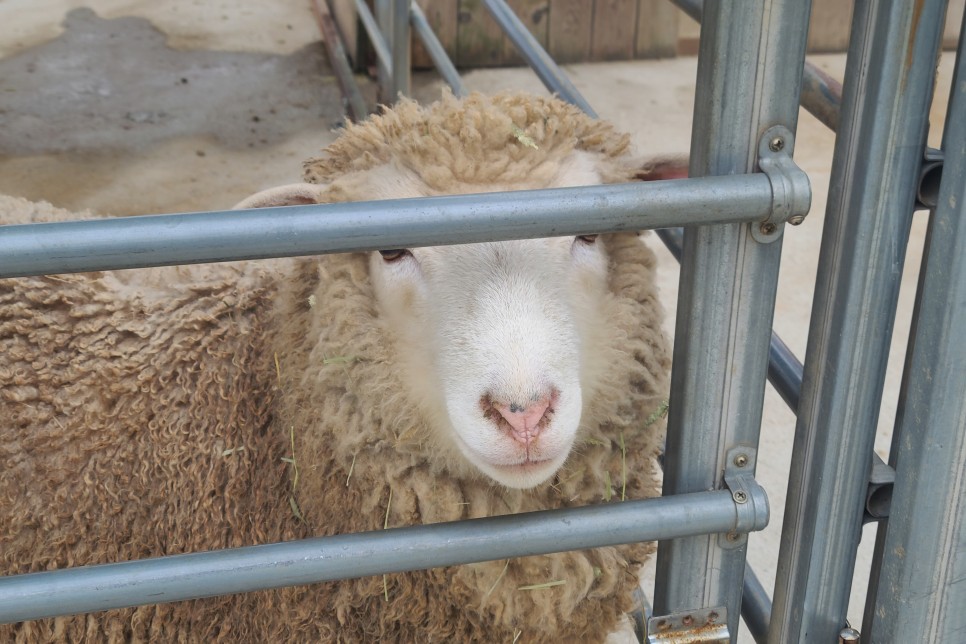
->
[0,8,352,154]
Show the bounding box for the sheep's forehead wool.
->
[303,92,634,196]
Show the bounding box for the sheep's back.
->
[0,246,305,640]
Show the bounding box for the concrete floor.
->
[0,2,957,641]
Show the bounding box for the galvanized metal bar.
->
[0,174,777,278]
[799,62,843,132]
[655,228,776,642]
[669,0,843,132]
[657,227,800,413]
[0,487,766,624]
[375,0,395,103]
[482,0,598,118]
[653,1,812,640]
[768,2,948,642]
[354,0,392,77]
[310,0,369,121]
[865,16,966,641]
[390,0,411,98]
[741,564,771,644]
[410,3,466,97]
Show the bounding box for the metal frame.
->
[770,2,949,641]
[864,8,966,641]
[0,489,766,623]
[653,2,811,639]
[0,174,783,277]
[2,1,964,642]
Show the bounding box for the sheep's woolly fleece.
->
[0,93,671,643]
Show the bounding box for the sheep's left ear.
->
[232,183,328,209]
[634,157,689,182]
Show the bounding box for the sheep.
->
[0,92,671,643]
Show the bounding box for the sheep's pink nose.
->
[494,398,551,445]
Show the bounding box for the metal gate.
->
[1,1,964,642]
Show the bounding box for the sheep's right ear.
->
[232,183,327,210]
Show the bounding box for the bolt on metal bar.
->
[0,487,767,624]
[355,0,392,77]
[864,17,966,642]
[768,2,948,642]
[390,0,411,98]
[410,3,466,97]
[0,175,777,278]
[669,0,844,132]
[653,1,812,640]
[482,0,598,118]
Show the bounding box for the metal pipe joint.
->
[721,447,769,549]
[755,125,812,243]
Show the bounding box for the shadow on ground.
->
[0,8,346,155]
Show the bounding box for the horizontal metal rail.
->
[483,0,598,117]
[0,487,767,624]
[0,174,779,278]
[410,3,467,96]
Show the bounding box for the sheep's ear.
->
[232,183,327,209]
[634,157,689,182]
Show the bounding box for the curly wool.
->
[1,93,670,643]
[304,92,633,201]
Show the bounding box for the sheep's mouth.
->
[488,457,556,471]
[452,430,568,480]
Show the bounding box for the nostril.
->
[492,397,553,445]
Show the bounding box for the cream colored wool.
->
[0,93,670,642]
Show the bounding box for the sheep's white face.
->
[370,235,608,489]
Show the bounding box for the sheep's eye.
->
[575,234,598,244]
[378,249,411,262]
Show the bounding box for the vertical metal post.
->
[374,0,393,101]
[390,0,411,99]
[768,2,948,642]
[652,1,811,640]
[864,16,966,641]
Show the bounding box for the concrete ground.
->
[0,2,957,641]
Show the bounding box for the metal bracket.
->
[646,606,730,643]
[753,125,812,243]
[863,459,896,524]
[916,146,944,210]
[719,446,770,549]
